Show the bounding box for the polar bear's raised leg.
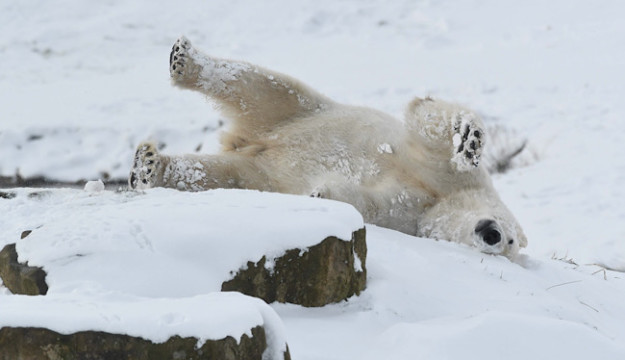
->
[129,142,274,192]
[169,37,333,132]
[405,97,485,172]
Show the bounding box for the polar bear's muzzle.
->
[475,219,502,246]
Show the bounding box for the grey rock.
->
[0,243,48,296]
[0,326,291,360]
[222,227,367,307]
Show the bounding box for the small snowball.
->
[452,133,462,147]
[84,179,105,193]
[377,143,393,154]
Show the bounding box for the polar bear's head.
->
[417,188,527,258]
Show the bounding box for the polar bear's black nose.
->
[475,219,501,246]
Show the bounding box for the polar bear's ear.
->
[516,225,528,248]
[403,96,448,141]
[404,97,435,122]
[407,96,435,110]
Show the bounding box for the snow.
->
[362,312,625,359]
[376,143,393,154]
[452,133,462,147]
[2,0,625,359]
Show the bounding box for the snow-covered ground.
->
[2,0,625,359]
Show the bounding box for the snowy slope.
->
[2,0,625,359]
[281,226,625,360]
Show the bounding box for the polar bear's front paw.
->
[451,114,484,171]
[129,142,162,190]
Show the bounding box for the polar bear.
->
[129,36,527,258]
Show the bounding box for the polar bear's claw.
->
[451,115,484,171]
[129,142,161,190]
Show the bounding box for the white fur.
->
[130,36,527,258]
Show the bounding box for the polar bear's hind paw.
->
[451,114,484,171]
[129,142,161,190]
[170,37,194,81]
[310,184,328,198]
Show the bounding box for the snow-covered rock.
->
[0,188,365,302]
[0,243,48,296]
[0,187,367,306]
[223,228,366,307]
[0,292,290,360]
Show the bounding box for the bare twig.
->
[587,262,625,275]
[546,280,583,291]
[591,267,608,280]
[551,252,579,267]
[578,300,599,313]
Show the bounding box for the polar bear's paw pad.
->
[451,114,483,171]
[129,142,161,190]
[169,36,195,81]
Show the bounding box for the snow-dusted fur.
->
[130,36,527,258]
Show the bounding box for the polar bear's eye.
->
[508,239,514,245]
